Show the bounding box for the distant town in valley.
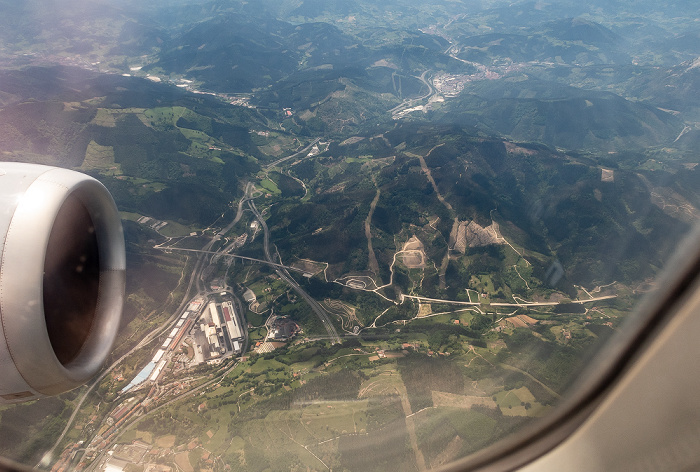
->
[0,0,698,471]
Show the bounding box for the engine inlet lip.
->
[0,167,125,396]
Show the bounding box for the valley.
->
[0,1,698,471]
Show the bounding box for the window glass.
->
[0,1,697,471]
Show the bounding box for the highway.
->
[155,247,310,274]
[37,240,208,467]
[248,199,341,343]
[219,181,254,236]
[41,187,259,468]
[86,360,241,472]
[264,138,321,169]
[401,293,617,307]
[194,183,256,292]
[43,183,340,469]
[388,70,436,117]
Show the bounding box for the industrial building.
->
[122,297,245,390]
[222,301,243,340]
[121,310,193,393]
[193,298,245,363]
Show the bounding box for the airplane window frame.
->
[0,2,699,470]
[439,224,700,472]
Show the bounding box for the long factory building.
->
[201,301,244,357]
[122,298,245,392]
[121,310,192,393]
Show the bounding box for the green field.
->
[260,178,281,194]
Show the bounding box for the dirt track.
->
[365,179,381,276]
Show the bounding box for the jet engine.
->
[0,163,125,403]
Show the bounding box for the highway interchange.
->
[42,135,618,471]
[42,143,342,470]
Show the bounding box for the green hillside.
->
[432,79,683,151]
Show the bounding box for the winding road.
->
[248,199,341,343]
[264,138,321,170]
[39,185,260,467]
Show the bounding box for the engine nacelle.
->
[0,163,125,403]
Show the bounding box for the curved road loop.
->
[248,199,340,343]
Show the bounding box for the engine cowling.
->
[0,163,125,403]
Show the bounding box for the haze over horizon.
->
[0,1,698,471]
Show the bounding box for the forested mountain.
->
[0,1,698,470]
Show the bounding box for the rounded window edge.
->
[439,223,700,472]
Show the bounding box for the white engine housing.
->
[0,163,125,403]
